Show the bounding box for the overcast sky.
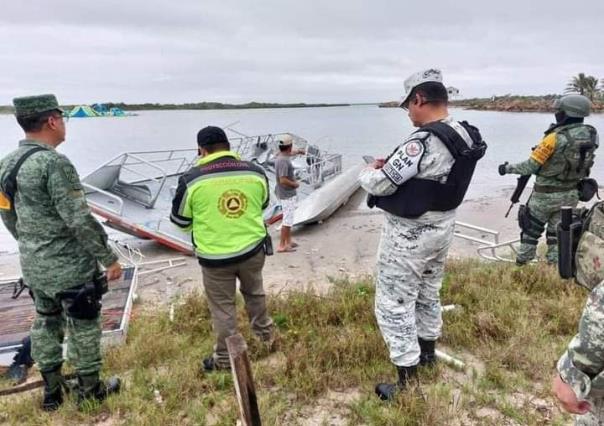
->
[1,0,602,104]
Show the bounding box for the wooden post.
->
[226,334,262,426]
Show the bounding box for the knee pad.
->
[518,205,545,239]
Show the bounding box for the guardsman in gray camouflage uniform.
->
[360,69,486,400]
[0,95,122,411]
[499,94,598,265]
[553,202,604,425]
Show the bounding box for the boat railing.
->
[231,133,292,161]
[296,152,343,188]
[83,183,126,216]
[83,149,198,211]
[454,221,518,262]
[117,149,198,176]
[117,153,168,208]
[231,132,343,188]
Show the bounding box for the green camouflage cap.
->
[12,94,63,117]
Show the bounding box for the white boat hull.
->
[82,140,367,254]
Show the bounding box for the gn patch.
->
[382,140,424,185]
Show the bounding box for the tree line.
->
[566,73,603,101]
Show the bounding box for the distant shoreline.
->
[379,96,604,113]
[0,102,353,114]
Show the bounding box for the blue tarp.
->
[92,103,108,114]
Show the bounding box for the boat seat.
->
[112,180,154,208]
[82,164,121,193]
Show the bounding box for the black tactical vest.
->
[373,121,486,218]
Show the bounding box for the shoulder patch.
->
[530,133,557,165]
[60,163,83,191]
[381,140,424,185]
[405,141,423,157]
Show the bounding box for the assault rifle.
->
[11,278,26,299]
[504,175,531,218]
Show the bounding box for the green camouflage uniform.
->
[558,202,604,424]
[506,123,598,264]
[0,140,118,375]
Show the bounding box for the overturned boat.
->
[82,132,366,254]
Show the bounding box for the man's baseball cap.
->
[197,126,229,147]
[278,134,293,147]
[399,69,444,107]
[13,94,63,117]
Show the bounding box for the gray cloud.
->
[1,0,602,104]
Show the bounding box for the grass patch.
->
[0,259,584,424]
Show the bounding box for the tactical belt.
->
[533,183,577,194]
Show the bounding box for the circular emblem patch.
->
[218,190,248,219]
[405,141,422,157]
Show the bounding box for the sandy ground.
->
[0,188,580,424]
[104,187,522,303]
[0,187,521,367]
[0,187,523,304]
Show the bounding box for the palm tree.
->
[566,73,600,101]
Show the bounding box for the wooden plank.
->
[226,334,262,426]
[0,373,76,397]
[0,267,135,349]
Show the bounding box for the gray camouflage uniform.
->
[558,281,604,425]
[0,140,118,375]
[359,117,473,367]
[557,202,604,425]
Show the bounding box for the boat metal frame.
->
[83,148,197,214]
[230,132,343,190]
[454,221,519,262]
[81,131,360,252]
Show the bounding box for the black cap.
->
[197,126,228,147]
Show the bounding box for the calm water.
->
[1,106,603,253]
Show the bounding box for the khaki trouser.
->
[201,250,273,368]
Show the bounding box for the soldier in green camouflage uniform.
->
[553,202,604,425]
[499,94,598,265]
[0,95,122,411]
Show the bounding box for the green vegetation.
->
[452,94,604,113]
[566,73,602,101]
[104,101,350,111]
[386,72,604,112]
[0,101,350,114]
[0,260,586,424]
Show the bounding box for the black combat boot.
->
[5,336,34,384]
[202,355,231,373]
[418,338,437,367]
[41,366,64,412]
[375,365,417,401]
[77,373,121,408]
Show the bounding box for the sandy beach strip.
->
[0,187,524,303]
